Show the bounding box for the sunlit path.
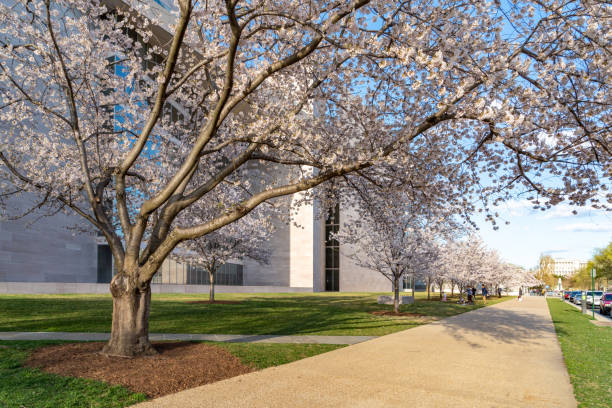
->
[135,296,575,408]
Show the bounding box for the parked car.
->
[563,291,572,300]
[574,291,585,305]
[586,291,604,307]
[599,293,612,315]
[569,291,582,303]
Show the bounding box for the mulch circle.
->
[369,311,427,317]
[184,300,242,305]
[25,342,253,398]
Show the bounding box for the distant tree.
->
[533,255,556,288]
[593,243,612,281]
[175,211,273,303]
[335,184,455,313]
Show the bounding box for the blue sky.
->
[474,200,612,270]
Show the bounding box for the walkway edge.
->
[0,331,376,345]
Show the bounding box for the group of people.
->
[457,284,489,304]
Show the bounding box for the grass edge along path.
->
[547,298,612,408]
[0,340,344,408]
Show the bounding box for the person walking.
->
[482,285,488,304]
[467,287,473,304]
[518,287,523,302]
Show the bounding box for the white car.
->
[586,291,604,307]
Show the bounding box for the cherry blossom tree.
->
[174,208,274,303]
[444,235,489,299]
[0,0,608,356]
[335,182,457,312]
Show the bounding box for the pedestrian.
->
[518,287,523,302]
[482,285,488,304]
[497,287,502,297]
[467,287,472,303]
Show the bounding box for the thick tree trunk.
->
[427,276,431,300]
[208,269,215,303]
[439,281,444,299]
[102,273,156,357]
[451,283,455,296]
[393,275,400,314]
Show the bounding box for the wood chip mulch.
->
[25,342,253,398]
[184,300,242,304]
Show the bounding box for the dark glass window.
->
[152,261,243,286]
[96,245,113,283]
[325,203,340,291]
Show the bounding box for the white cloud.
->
[501,199,534,217]
[541,204,585,219]
[554,222,612,233]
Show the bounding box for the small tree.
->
[175,212,273,302]
[335,184,455,313]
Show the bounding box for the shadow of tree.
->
[436,300,559,348]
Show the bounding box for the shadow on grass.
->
[0,294,509,337]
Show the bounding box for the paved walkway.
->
[135,296,576,408]
[0,331,375,345]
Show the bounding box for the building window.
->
[96,245,113,283]
[325,203,340,291]
[402,275,427,291]
[151,259,243,286]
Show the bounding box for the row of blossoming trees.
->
[335,186,538,313]
[0,0,608,356]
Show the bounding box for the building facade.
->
[552,258,587,277]
[0,193,392,293]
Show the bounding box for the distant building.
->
[552,259,587,277]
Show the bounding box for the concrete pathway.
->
[135,296,576,408]
[0,331,375,345]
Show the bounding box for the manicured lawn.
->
[547,299,612,408]
[0,341,146,408]
[0,292,510,336]
[0,340,342,408]
[212,342,344,369]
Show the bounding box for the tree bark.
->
[427,276,431,300]
[393,275,400,314]
[451,282,455,296]
[439,281,444,299]
[102,273,156,357]
[208,268,215,303]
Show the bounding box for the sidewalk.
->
[0,332,375,345]
[136,296,576,408]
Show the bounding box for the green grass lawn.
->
[0,292,510,336]
[0,341,146,408]
[547,299,612,408]
[0,340,342,408]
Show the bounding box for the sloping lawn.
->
[0,292,510,336]
[547,299,612,408]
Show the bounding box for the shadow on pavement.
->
[437,300,558,348]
